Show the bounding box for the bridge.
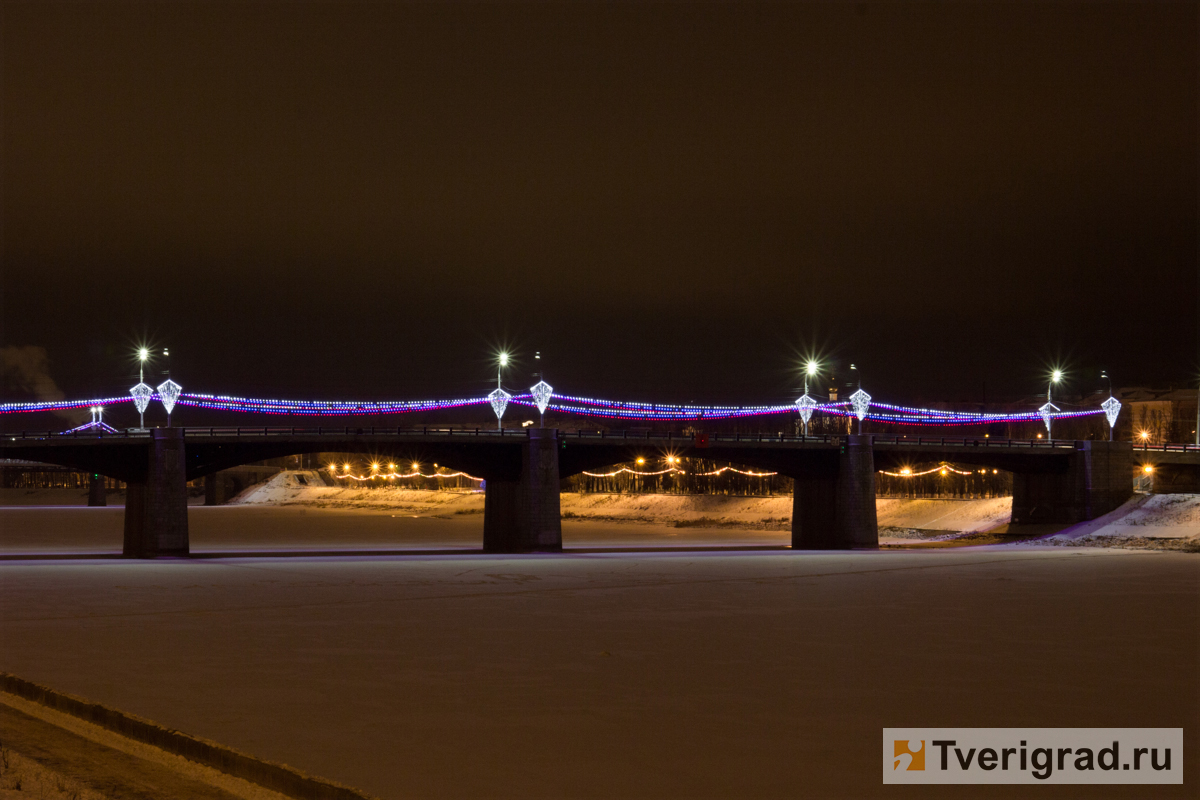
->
[8,425,1194,557]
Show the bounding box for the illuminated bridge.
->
[5,425,1194,558]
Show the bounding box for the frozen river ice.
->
[0,507,1196,798]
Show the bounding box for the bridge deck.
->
[14,425,1196,450]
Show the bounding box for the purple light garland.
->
[5,390,1107,427]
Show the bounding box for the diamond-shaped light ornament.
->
[794,394,818,425]
[530,381,553,416]
[156,380,182,415]
[1101,396,1121,429]
[849,389,872,421]
[129,383,153,415]
[1039,402,1059,433]
[488,388,512,421]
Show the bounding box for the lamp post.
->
[488,352,512,430]
[1100,370,1118,441]
[794,360,819,437]
[847,363,871,435]
[130,348,152,430]
[1040,370,1062,440]
[530,351,553,429]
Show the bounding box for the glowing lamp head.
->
[498,352,509,367]
[1140,430,1150,440]
[371,463,379,472]
[411,462,419,471]
[343,463,351,471]
[636,457,645,465]
[900,467,911,476]
[1051,370,1063,383]
[1143,465,1154,474]
[940,469,948,476]
[805,360,818,376]
[138,348,149,361]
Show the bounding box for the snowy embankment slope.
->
[234,471,1011,532]
[230,472,1200,550]
[1021,493,1200,551]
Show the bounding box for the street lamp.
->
[1039,370,1062,440]
[794,360,820,437]
[1100,370,1121,442]
[129,348,153,430]
[530,351,554,429]
[848,363,871,436]
[488,352,512,430]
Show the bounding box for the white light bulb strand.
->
[794,394,818,425]
[1101,396,1121,428]
[156,380,182,415]
[530,381,553,415]
[488,388,512,420]
[129,383,153,415]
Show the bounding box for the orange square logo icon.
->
[893,739,925,771]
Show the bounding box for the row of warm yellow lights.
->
[583,456,778,478]
[880,465,998,477]
[883,464,1157,477]
[326,462,483,481]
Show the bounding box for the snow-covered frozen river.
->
[0,506,1196,798]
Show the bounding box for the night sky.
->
[3,2,1197,410]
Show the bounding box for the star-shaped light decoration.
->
[488,388,512,421]
[156,380,182,415]
[1101,396,1121,429]
[130,382,153,415]
[530,380,553,416]
[849,389,872,421]
[794,394,818,425]
[1038,401,1059,433]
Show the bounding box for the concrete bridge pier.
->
[87,473,106,507]
[483,428,562,553]
[792,434,879,549]
[1012,440,1134,524]
[204,473,229,506]
[123,428,189,558]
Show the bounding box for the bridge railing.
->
[3,427,1199,452]
[1132,442,1200,453]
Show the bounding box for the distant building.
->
[1114,387,1199,444]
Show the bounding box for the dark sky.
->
[3,1,1197,408]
